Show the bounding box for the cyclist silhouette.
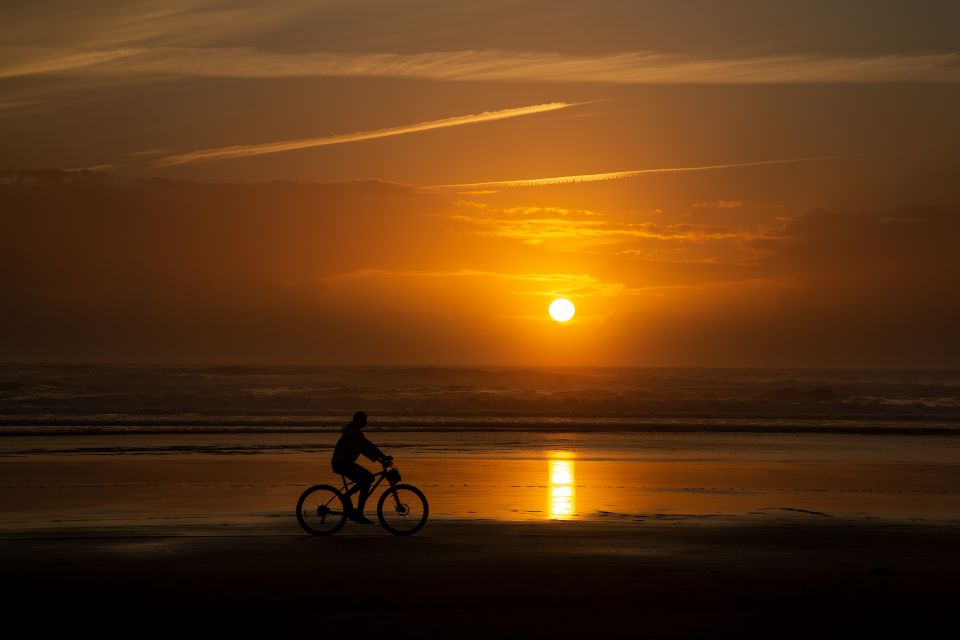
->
[331,411,391,524]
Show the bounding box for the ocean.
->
[2,364,959,435]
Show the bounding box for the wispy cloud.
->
[322,268,624,298]
[3,46,955,120]
[0,49,143,79]
[5,47,959,84]
[448,214,763,245]
[0,101,40,113]
[324,268,580,283]
[429,156,849,189]
[153,102,578,165]
[320,50,960,85]
[0,1,318,57]
[693,200,744,209]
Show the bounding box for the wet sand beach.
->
[3,430,960,526]
[2,431,959,637]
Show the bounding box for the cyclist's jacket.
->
[332,424,386,468]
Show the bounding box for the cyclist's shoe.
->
[344,507,373,524]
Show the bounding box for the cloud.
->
[429,156,849,189]
[0,48,142,79]
[0,174,452,362]
[5,47,960,84]
[693,200,744,209]
[3,175,959,366]
[0,1,318,54]
[760,206,960,283]
[447,213,759,245]
[0,173,755,363]
[320,268,628,315]
[736,206,960,366]
[0,101,41,117]
[498,205,602,218]
[323,267,619,293]
[440,201,770,276]
[336,50,960,85]
[153,102,578,166]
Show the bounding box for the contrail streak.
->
[154,102,577,166]
[430,156,850,189]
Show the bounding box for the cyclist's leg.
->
[332,465,357,509]
[334,462,374,513]
[341,481,359,510]
[347,463,375,512]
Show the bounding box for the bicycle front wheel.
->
[377,484,429,536]
[296,484,349,536]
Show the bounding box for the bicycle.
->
[296,460,429,536]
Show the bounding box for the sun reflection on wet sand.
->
[4,445,960,529]
[548,454,576,519]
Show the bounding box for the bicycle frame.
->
[337,463,398,507]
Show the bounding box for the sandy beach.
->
[3,518,957,638]
[3,432,958,637]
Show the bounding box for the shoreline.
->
[3,511,959,537]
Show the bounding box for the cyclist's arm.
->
[358,432,387,463]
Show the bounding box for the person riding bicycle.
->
[331,411,392,524]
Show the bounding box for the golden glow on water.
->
[548,456,576,519]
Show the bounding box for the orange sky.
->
[2,1,960,366]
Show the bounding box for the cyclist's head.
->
[351,410,368,428]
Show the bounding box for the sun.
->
[549,298,575,323]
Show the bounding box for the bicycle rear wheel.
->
[377,484,428,536]
[296,484,349,536]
